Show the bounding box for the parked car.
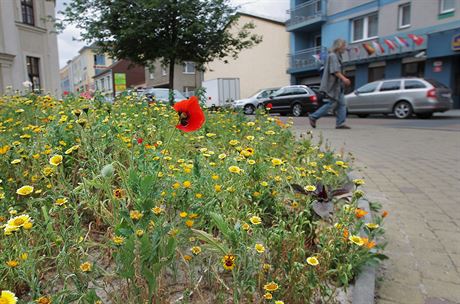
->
[140,88,186,103]
[261,85,319,117]
[346,78,453,119]
[232,88,280,114]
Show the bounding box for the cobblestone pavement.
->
[292,118,460,304]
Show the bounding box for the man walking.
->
[309,38,351,129]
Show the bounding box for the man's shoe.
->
[309,117,316,128]
[336,125,351,129]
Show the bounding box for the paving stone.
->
[422,279,460,302]
[376,280,424,304]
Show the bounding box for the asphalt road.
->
[276,111,460,132]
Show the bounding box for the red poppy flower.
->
[137,138,143,144]
[173,96,205,132]
[266,103,273,109]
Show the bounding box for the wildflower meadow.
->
[0,92,387,303]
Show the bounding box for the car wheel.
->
[292,103,303,117]
[416,113,433,119]
[357,114,369,118]
[243,104,255,115]
[393,101,413,119]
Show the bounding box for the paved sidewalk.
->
[294,124,460,304]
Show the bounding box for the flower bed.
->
[0,94,386,304]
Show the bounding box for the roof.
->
[237,11,287,25]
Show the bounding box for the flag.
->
[395,36,409,48]
[362,43,375,56]
[372,40,385,54]
[408,34,425,46]
[312,54,320,62]
[384,39,397,50]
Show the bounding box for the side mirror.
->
[354,90,360,95]
[269,96,274,99]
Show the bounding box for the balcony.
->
[286,0,326,32]
[288,46,327,74]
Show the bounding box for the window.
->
[314,35,322,48]
[162,67,167,76]
[292,88,308,95]
[101,78,105,91]
[404,80,426,89]
[183,62,196,74]
[379,81,401,91]
[94,54,106,66]
[149,69,155,80]
[402,62,425,77]
[26,56,40,91]
[356,82,379,94]
[183,86,195,97]
[398,3,411,29]
[440,0,455,14]
[352,13,378,42]
[368,66,385,82]
[21,0,34,26]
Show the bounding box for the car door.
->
[291,87,310,110]
[270,88,294,112]
[375,80,402,112]
[347,82,380,113]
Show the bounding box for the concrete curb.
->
[346,172,377,304]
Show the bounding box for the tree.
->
[62,0,262,104]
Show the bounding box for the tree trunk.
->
[168,58,175,106]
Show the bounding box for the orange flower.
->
[343,228,349,239]
[113,188,125,199]
[382,210,389,218]
[173,96,205,132]
[362,237,376,249]
[355,208,368,218]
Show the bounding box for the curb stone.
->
[347,172,377,304]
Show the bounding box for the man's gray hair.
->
[331,38,346,53]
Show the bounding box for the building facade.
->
[0,0,60,95]
[59,45,113,94]
[205,13,290,98]
[144,60,203,97]
[288,0,460,108]
[94,59,146,97]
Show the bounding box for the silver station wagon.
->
[345,78,453,118]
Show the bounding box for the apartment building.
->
[59,44,113,94]
[288,0,460,108]
[204,12,290,98]
[144,61,203,97]
[0,0,60,94]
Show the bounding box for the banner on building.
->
[452,33,460,51]
[114,73,126,92]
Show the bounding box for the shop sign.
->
[114,73,126,92]
[452,33,460,51]
[433,61,443,73]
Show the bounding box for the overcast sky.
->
[56,0,289,68]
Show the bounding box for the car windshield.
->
[272,88,286,97]
[146,89,186,100]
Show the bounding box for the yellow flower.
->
[112,235,125,245]
[218,153,227,159]
[271,158,283,166]
[263,263,271,272]
[42,166,54,176]
[249,216,262,225]
[246,135,255,140]
[185,220,194,228]
[7,214,32,229]
[0,145,10,154]
[191,246,201,255]
[136,229,144,237]
[172,182,180,189]
[0,290,18,304]
[306,256,319,266]
[214,184,222,192]
[304,185,316,192]
[247,159,256,165]
[229,140,239,146]
[211,174,219,180]
[11,159,21,164]
[49,155,63,166]
[263,282,279,292]
[365,223,379,229]
[195,193,203,198]
[130,210,143,220]
[20,253,28,260]
[349,235,365,246]
[353,179,365,186]
[179,212,188,218]
[274,301,284,304]
[255,243,265,253]
[242,223,250,231]
[79,262,92,272]
[23,221,33,230]
[16,185,34,196]
[55,198,68,206]
[222,254,236,271]
[263,293,273,300]
[228,166,242,174]
[260,181,268,187]
[35,296,51,304]
[183,181,191,188]
[6,260,19,268]
[152,206,164,215]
